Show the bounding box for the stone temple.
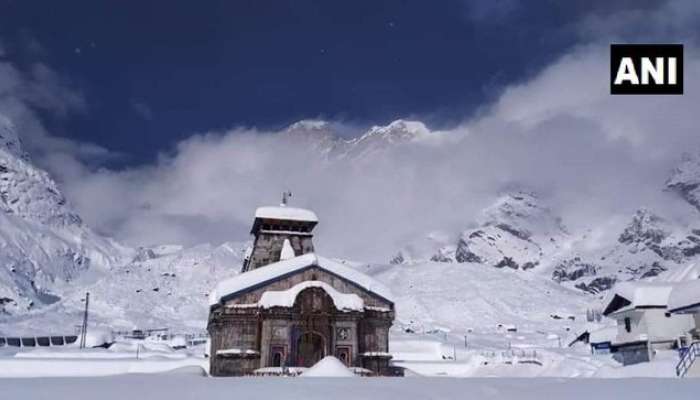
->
[207,201,395,376]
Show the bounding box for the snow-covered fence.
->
[479,349,542,366]
[111,329,209,347]
[0,335,78,348]
[503,350,542,365]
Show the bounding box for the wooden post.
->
[79,292,90,349]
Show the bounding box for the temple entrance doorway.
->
[296,331,325,367]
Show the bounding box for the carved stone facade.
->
[208,263,394,376]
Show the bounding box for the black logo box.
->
[610,44,683,95]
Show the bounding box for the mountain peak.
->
[361,119,430,143]
[666,152,700,212]
[285,119,332,132]
[481,191,567,239]
[0,115,28,160]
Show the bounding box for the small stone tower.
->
[242,194,318,272]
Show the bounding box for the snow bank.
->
[390,340,445,361]
[169,335,187,349]
[259,281,364,311]
[301,356,355,377]
[665,263,700,282]
[15,341,186,360]
[84,328,114,348]
[0,357,207,378]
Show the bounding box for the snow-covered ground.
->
[0,339,208,378]
[0,257,689,380]
[0,330,684,380]
[2,375,699,400]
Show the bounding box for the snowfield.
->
[2,375,699,400]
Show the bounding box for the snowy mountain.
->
[667,152,700,214]
[0,112,251,331]
[391,192,570,270]
[0,117,129,315]
[552,208,700,293]
[390,190,700,296]
[0,241,248,335]
[341,120,431,159]
[278,118,435,161]
[281,120,340,157]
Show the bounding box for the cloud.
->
[575,0,700,44]
[0,55,117,184]
[56,42,700,261]
[130,99,153,121]
[4,3,700,263]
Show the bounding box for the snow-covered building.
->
[667,265,700,377]
[208,203,395,376]
[602,282,694,365]
[668,280,700,377]
[669,280,700,339]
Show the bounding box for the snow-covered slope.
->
[390,188,700,296]
[553,209,700,293]
[359,259,592,348]
[0,117,128,314]
[391,192,570,270]
[0,241,247,334]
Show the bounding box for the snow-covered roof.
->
[589,326,617,344]
[254,206,318,222]
[668,279,700,313]
[259,281,364,311]
[603,282,673,315]
[210,253,393,306]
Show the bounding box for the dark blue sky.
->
[0,1,648,166]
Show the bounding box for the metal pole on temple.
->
[79,292,90,349]
[281,190,292,206]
